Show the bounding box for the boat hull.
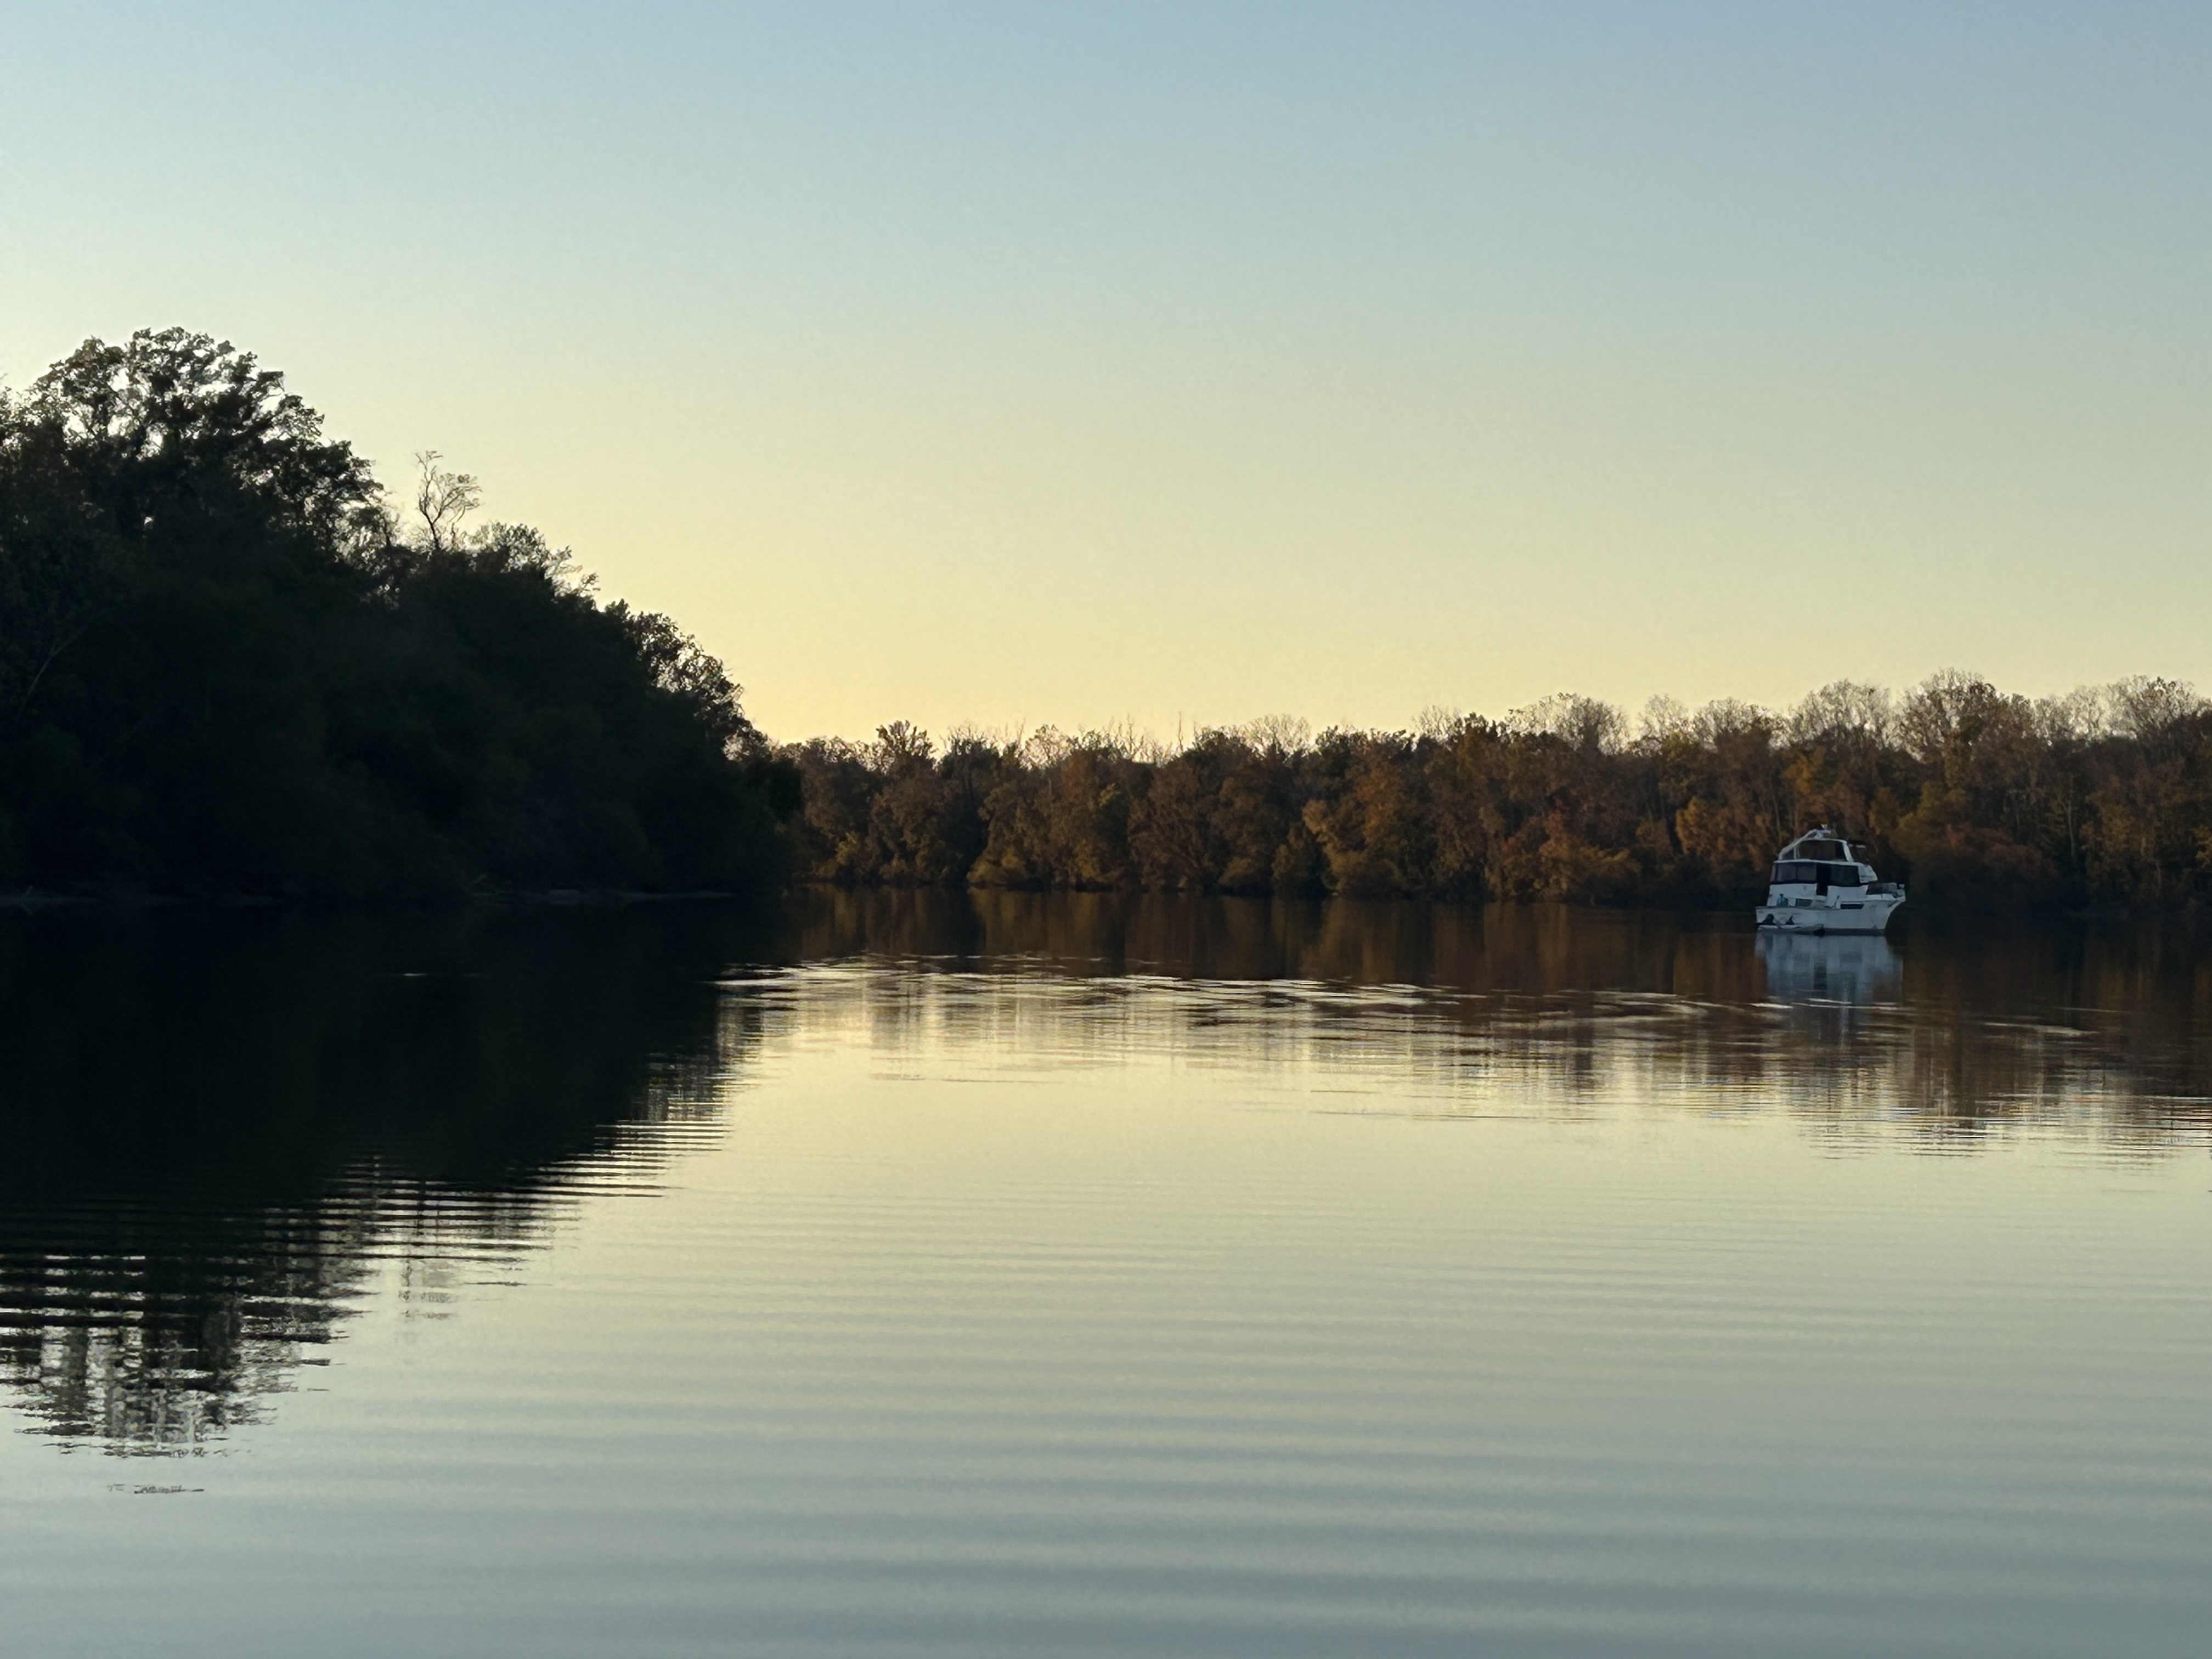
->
[1754,896,1904,936]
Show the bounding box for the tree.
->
[0,329,794,896]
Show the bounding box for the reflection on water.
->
[797,890,2212,1143]
[5,893,2211,1659]
[0,905,782,1454]
[3,891,2209,1462]
[1757,928,1901,1004]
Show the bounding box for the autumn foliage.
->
[787,678,2212,910]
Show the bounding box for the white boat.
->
[1754,827,1905,935]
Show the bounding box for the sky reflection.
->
[3,895,2208,1459]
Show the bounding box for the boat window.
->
[1822,862,1864,887]
[1796,839,1843,860]
[1771,861,1819,884]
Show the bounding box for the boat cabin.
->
[1771,828,1881,894]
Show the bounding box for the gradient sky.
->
[4,3,2209,741]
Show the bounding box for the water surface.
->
[2,895,2208,1656]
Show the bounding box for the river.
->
[3,893,2207,1657]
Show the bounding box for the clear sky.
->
[4,3,2208,742]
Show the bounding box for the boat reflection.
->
[1757,929,1902,1006]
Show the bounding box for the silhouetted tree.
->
[0,329,794,896]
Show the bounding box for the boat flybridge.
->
[1754,827,1905,936]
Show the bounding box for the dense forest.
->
[787,677,2212,911]
[0,330,795,898]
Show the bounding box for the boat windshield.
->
[1793,839,1845,860]
[1771,861,1871,887]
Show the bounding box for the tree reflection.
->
[7,893,2208,1456]
[792,890,2212,1147]
[0,904,789,1454]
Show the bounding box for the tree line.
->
[0,329,795,898]
[8,329,2208,911]
[786,676,2212,910]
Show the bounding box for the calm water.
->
[2,893,2208,1657]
